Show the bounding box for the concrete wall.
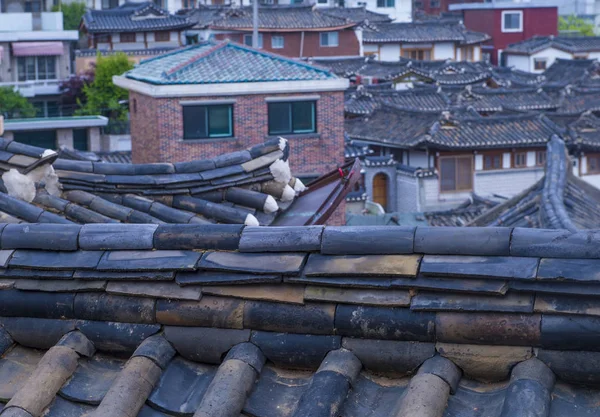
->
[396,171,419,213]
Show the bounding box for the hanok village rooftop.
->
[7,17,600,417]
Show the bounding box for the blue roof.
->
[124,40,338,85]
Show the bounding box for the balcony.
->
[0,11,63,31]
[0,80,61,97]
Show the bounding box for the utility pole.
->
[252,0,259,48]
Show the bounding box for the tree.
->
[77,53,134,120]
[52,2,87,31]
[58,66,95,114]
[0,87,36,119]
[559,15,595,36]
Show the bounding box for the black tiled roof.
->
[2,223,600,416]
[424,194,500,226]
[557,86,600,113]
[565,111,600,151]
[345,85,451,115]
[542,58,600,87]
[362,20,490,44]
[319,6,392,23]
[208,4,356,30]
[82,2,194,33]
[0,137,357,227]
[346,106,563,150]
[491,67,546,88]
[470,136,600,230]
[505,35,600,55]
[457,87,557,112]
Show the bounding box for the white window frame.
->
[319,32,339,47]
[501,10,523,33]
[243,33,263,49]
[271,35,284,49]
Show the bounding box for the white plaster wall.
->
[379,44,401,62]
[344,0,412,21]
[396,172,419,213]
[56,129,73,148]
[505,54,531,72]
[474,168,544,199]
[434,42,454,61]
[502,153,511,169]
[408,150,428,168]
[89,128,101,152]
[581,174,600,189]
[421,176,472,211]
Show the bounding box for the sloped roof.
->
[123,40,337,85]
[542,58,600,87]
[457,87,557,112]
[424,194,500,226]
[470,136,600,230]
[362,20,490,44]
[505,35,600,55]
[3,223,600,416]
[0,137,357,227]
[208,4,357,30]
[345,86,451,115]
[491,67,546,88]
[319,6,392,23]
[557,86,600,113]
[82,2,194,33]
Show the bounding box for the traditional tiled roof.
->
[491,67,546,88]
[345,85,451,115]
[557,86,600,113]
[425,113,562,150]
[309,56,371,77]
[457,87,557,112]
[362,20,490,44]
[424,194,500,226]
[0,137,358,227]
[346,107,563,150]
[81,2,194,33]
[178,4,228,29]
[123,40,337,84]
[505,35,600,55]
[319,6,393,23]
[565,111,600,151]
[345,105,439,148]
[542,58,600,87]
[3,223,600,416]
[208,4,357,30]
[470,136,600,230]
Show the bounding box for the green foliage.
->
[76,53,134,120]
[559,15,595,36]
[0,87,36,119]
[52,2,87,31]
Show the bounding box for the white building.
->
[504,36,600,73]
[0,0,78,116]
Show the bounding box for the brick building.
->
[183,4,378,58]
[113,40,349,181]
[449,2,558,65]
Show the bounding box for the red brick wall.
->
[129,90,346,177]
[213,29,360,58]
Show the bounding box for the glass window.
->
[320,32,339,47]
[536,151,546,166]
[17,56,56,81]
[73,129,89,151]
[514,151,527,168]
[376,0,394,6]
[588,155,600,174]
[268,101,316,135]
[534,58,547,71]
[429,0,440,7]
[483,153,502,170]
[318,0,328,3]
[101,0,118,9]
[155,32,170,42]
[183,104,233,140]
[243,34,263,48]
[439,156,473,192]
[120,33,136,43]
[402,49,431,60]
[271,35,284,49]
[502,11,522,32]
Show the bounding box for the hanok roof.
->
[362,20,490,44]
[0,137,357,226]
[557,86,600,114]
[207,4,357,31]
[505,35,600,55]
[122,40,337,85]
[345,105,439,148]
[565,111,600,151]
[491,67,546,88]
[346,107,562,150]
[319,6,392,23]
[3,223,600,416]
[542,58,600,87]
[81,2,193,33]
[424,194,500,226]
[456,87,557,112]
[470,136,600,230]
[345,86,451,115]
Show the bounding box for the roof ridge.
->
[164,40,229,78]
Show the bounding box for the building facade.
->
[0,0,78,116]
[114,40,349,180]
[449,2,558,65]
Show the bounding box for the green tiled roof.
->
[124,40,338,85]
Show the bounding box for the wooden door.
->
[372,173,388,211]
